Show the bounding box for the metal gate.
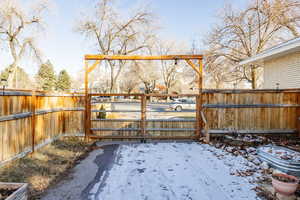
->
[85,93,202,140]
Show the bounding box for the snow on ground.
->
[88,142,261,200]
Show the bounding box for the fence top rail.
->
[1,88,84,94]
[89,89,300,97]
[0,90,84,97]
[203,89,300,93]
[144,94,198,97]
[91,118,196,122]
[89,93,199,97]
[90,93,143,97]
[1,88,300,97]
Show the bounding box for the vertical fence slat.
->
[297,93,300,137]
[141,95,146,139]
[31,91,36,152]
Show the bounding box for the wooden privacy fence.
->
[0,89,300,165]
[202,89,300,136]
[0,90,85,165]
[86,89,300,140]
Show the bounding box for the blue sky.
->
[1,0,247,75]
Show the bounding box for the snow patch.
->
[90,143,261,200]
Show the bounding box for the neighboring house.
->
[240,38,300,89]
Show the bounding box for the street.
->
[93,101,196,119]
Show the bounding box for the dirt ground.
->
[0,137,93,200]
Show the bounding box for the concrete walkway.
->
[41,144,118,200]
[42,142,260,200]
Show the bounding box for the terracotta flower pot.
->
[272,173,299,196]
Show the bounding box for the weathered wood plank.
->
[203,129,297,135]
[85,54,203,61]
[203,104,300,108]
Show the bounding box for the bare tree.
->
[205,54,228,89]
[132,61,158,94]
[267,0,300,37]
[204,50,249,89]
[155,40,182,94]
[119,70,139,94]
[0,0,49,88]
[76,0,156,93]
[205,0,300,89]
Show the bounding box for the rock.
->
[225,147,234,153]
[252,158,261,165]
[261,162,269,170]
[246,155,261,165]
[246,147,257,154]
[276,193,297,200]
[239,150,247,155]
[247,155,256,162]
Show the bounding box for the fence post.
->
[196,95,201,140]
[297,114,300,138]
[86,94,92,138]
[141,94,146,140]
[198,59,203,140]
[298,94,300,137]
[31,90,36,153]
[84,60,89,140]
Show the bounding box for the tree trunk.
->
[165,87,170,102]
[215,81,220,89]
[8,40,19,89]
[251,65,257,89]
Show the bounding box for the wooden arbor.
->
[84,54,204,140]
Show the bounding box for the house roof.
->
[239,37,300,65]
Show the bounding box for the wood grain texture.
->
[85,54,203,61]
[0,94,84,163]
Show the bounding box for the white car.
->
[169,98,196,111]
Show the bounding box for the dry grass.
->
[0,137,93,200]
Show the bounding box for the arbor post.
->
[84,60,90,140]
[198,59,203,140]
[298,94,300,137]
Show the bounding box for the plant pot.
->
[0,182,28,200]
[271,173,299,196]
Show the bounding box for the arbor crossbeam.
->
[85,54,203,61]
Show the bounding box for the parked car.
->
[169,98,196,111]
[92,96,111,103]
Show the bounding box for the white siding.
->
[263,51,300,89]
